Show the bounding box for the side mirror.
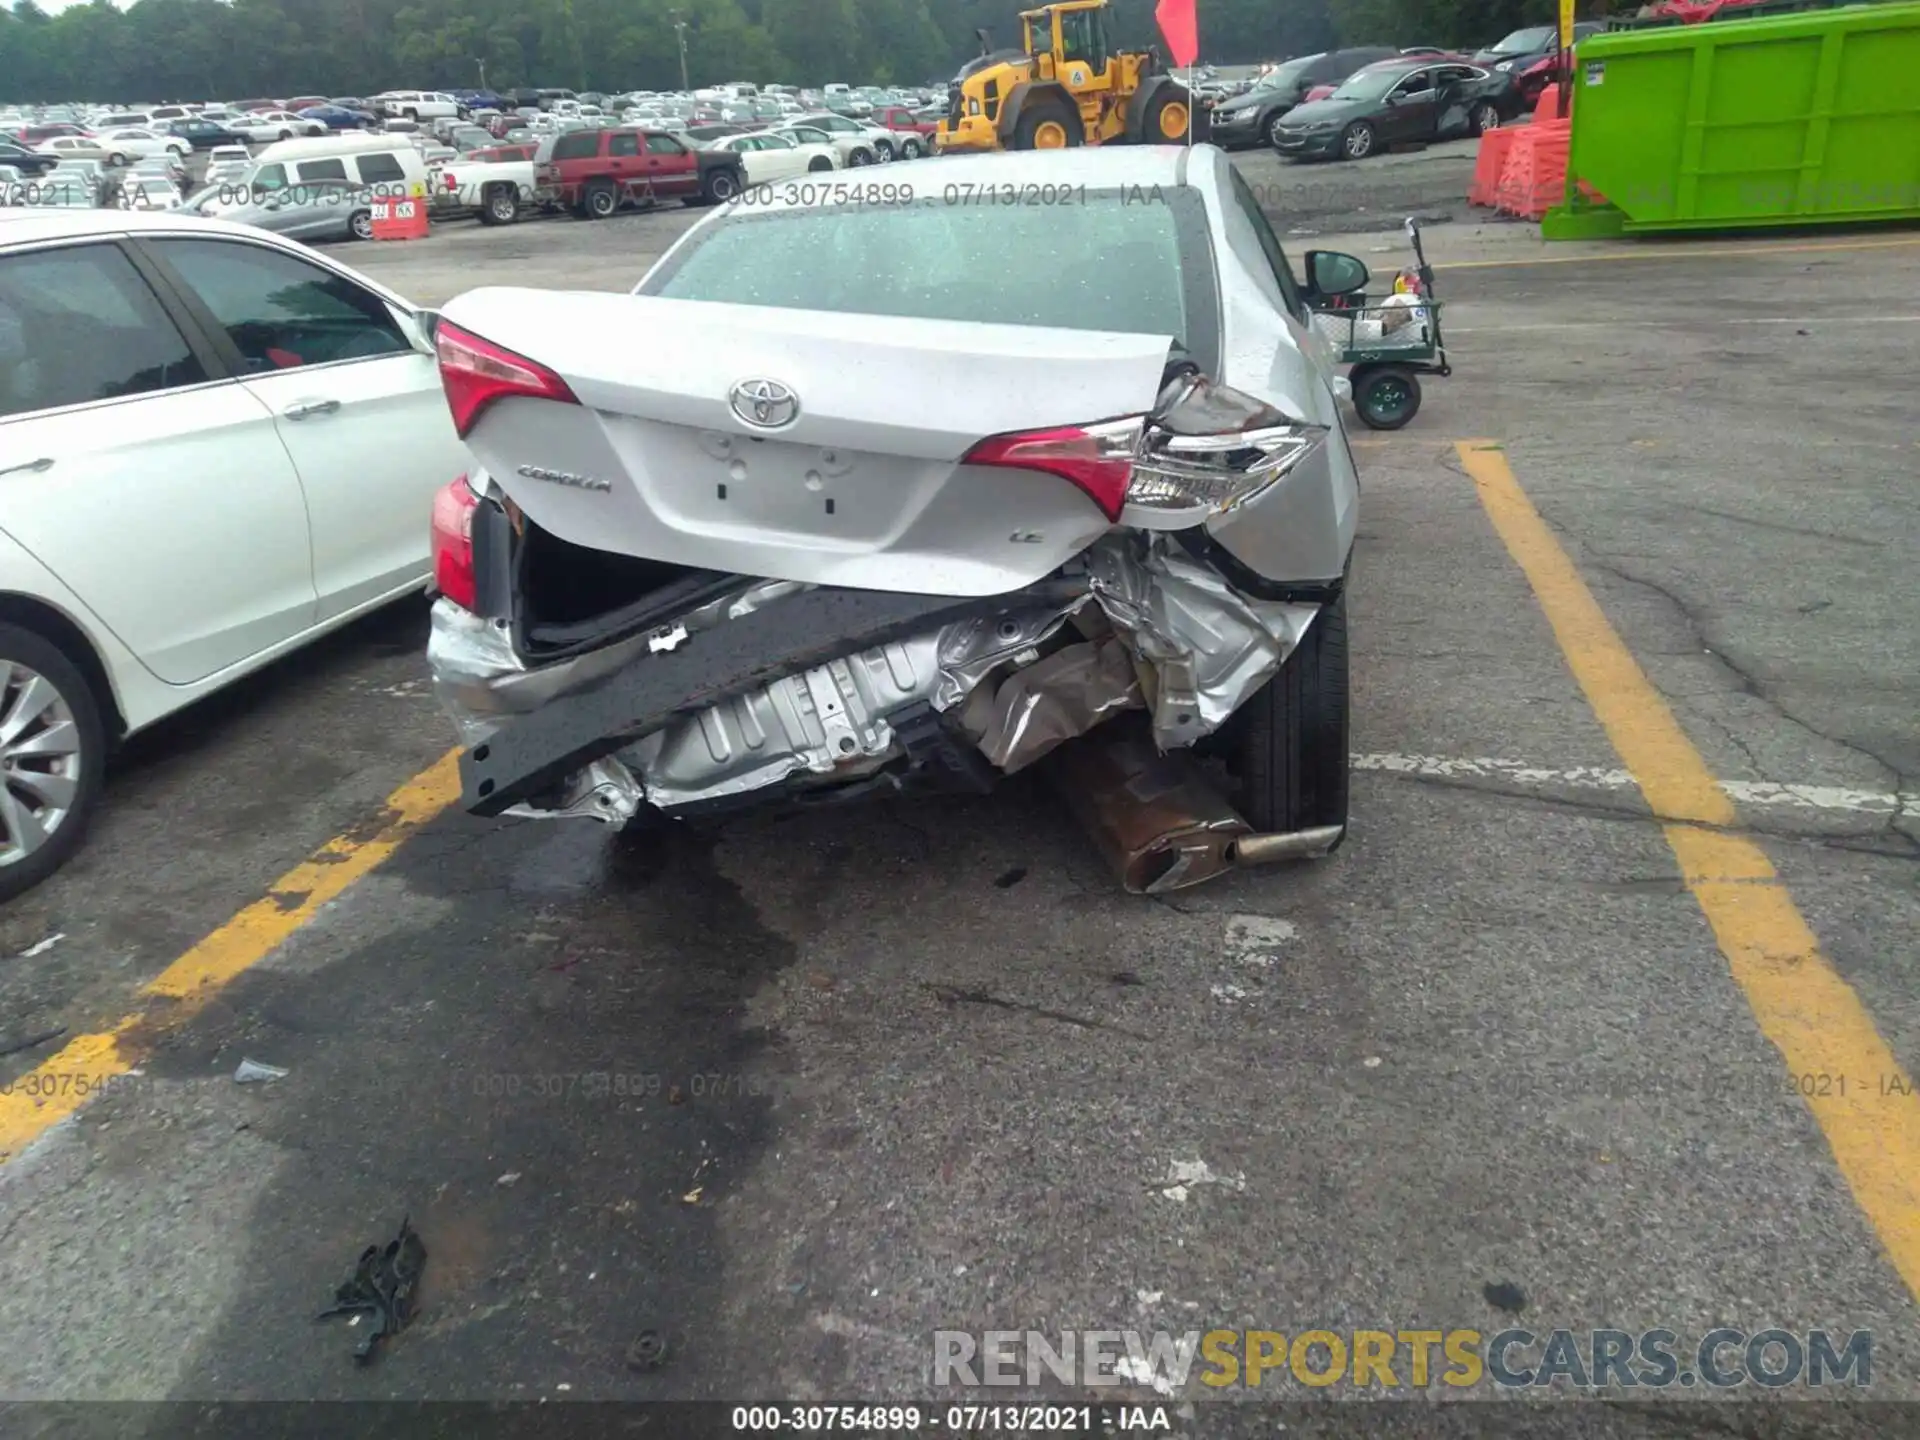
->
[1305,250,1370,297]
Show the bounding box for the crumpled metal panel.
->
[427,601,527,747]
[1085,537,1320,749]
[966,636,1142,774]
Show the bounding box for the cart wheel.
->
[1354,365,1422,430]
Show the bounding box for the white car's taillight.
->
[1125,374,1328,519]
[961,377,1327,525]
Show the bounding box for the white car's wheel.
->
[0,625,105,903]
[873,138,895,161]
[899,137,922,159]
[848,147,874,167]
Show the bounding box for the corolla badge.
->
[729,377,800,429]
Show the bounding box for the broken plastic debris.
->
[497,1172,522,1186]
[1154,1158,1247,1201]
[233,1058,289,1083]
[681,1187,703,1204]
[1363,1056,1383,1069]
[315,1216,427,1364]
[17,933,64,959]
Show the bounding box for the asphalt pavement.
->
[0,156,1915,1428]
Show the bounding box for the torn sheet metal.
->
[1085,537,1321,748]
[965,636,1143,774]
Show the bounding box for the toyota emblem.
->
[729,378,800,429]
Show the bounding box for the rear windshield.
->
[638,187,1218,366]
[1490,26,1555,53]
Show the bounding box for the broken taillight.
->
[962,380,1327,525]
[430,474,480,611]
[435,319,579,439]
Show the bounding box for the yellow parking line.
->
[1439,235,1920,271]
[1457,440,1920,1301]
[0,750,462,1163]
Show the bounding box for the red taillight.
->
[962,419,1143,522]
[434,319,579,438]
[431,475,480,611]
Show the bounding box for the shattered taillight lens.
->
[961,379,1327,525]
[1125,376,1329,518]
[430,474,480,611]
[435,319,579,439]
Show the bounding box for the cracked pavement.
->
[0,189,1916,1424]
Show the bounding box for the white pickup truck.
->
[431,142,541,225]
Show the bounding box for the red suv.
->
[533,127,747,217]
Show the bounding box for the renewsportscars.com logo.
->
[933,1327,1873,1393]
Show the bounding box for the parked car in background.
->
[533,127,747,216]
[706,130,840,184]
[785,111,899,161]
[773,117,880,167]
[16,124,93,145]
[94,127,191,164]
[434,143,541,225]
[1273,59,1512,161]
[0,139,59,177]
[870,105,937,159]
[298,104,378,132]
[0,210,467,898]
[167,115,248,149]
[1204,48,1400,149]
[189,178,382,242]
[230,110,329,143]
[1472,22,1604,78]
[374,90,462,121]
[683,123,750,144]
[35,135,112,165]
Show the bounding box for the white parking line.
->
[1354,753,1913,816]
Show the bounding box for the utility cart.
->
[1308,217,1451,429]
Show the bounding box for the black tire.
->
[107,152,126,167]
[1265,111,1289,148]
[899,137,922,159]
[1138,87,1192,145]
[873,138,895,161]
[700,167,741,204]
[1013,99,1081,151]
[482,184,520,224]
[847,146,875,166]
[1340,121,1375,161]
[1225,592,1348,837]
[1353,365,1422,429]
[583,180,618,219]
[806,155,833,172]
[277,129,292,142]
[1470,101,1501,136]
[0,623,107,904]
[348,208,374,241]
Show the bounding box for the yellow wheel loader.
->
[933,0,1195,154]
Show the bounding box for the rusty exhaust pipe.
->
[1052,728,1348,893]
[1050,728,1251,894]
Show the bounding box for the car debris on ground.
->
[315,1216,428,1364]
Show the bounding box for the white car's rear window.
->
[641,186,1217,362]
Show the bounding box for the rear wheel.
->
[1265,111,1289,147]
[482,184,519,224]
[1353,365,1421,429]
[847,146,875,166]
[348,208,374,240]
[0,624,106,904]
[873,137,895,161]
[1470,101,1501,135]
[898,136,922,159]
[1341,120,1375,160]
[806,155,833,172]
[583,179,618,218]
[277,129,292,141]
[1014,99,1081,150]
[1223,592,1348,837]
[1140,88,1191,144]
[700,167,741,204]
[107,152,126,167]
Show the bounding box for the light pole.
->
[670,12,691,92]
[477,58,487,90]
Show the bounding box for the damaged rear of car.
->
[426,146,1358,891]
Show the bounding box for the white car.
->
[230,110,328,143]
[34,136,111,165]
[781,112,898,163]
[95,128,191,164]
[0,211,467,898]
[708,130,840,184]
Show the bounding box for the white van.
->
[226,134,430,203]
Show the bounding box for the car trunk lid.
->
[438,288,1177,597]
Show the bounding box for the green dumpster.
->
[1542,0,1920,238]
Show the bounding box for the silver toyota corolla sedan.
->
[423,145,1369,891]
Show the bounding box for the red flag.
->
[1154,0,1199,67]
